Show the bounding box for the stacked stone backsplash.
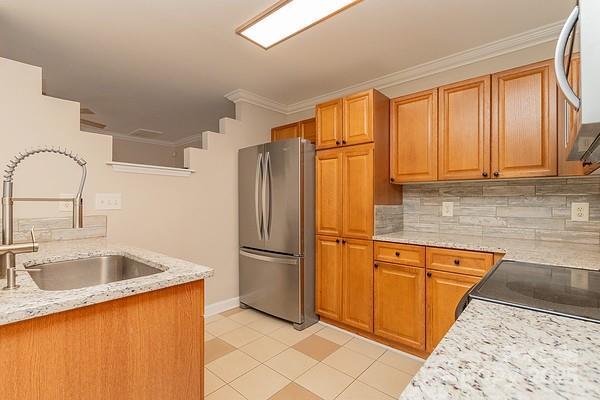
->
[0,215,107,243]
[400,176,600,245]
[375,205,404,234]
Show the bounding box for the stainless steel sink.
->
[26,255,163,291]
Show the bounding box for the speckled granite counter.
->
[0,238,213,326]
[374,231,600,270]
[400,300,600,399]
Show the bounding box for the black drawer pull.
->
[427,272,432,278]
[454,259,460,265]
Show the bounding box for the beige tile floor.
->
[204,308,424,400]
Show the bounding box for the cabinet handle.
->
[454,259,461,265]
[493,171,500,177]
[395,251,400,257]
[335,140,341,145]
[427,272,432,278]
[482,172,488,177]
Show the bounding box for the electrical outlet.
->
[571,202,589,222]
[58,194,74,212]
[95,193,122,210]
[442,201,454,217]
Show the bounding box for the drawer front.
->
[426,247,494,277]
[374,242,425,267]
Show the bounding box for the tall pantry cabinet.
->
[315,89,402,334]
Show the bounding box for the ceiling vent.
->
[129,129,164,138]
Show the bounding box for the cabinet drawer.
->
[426,247,493,277]
[374,242,425,267]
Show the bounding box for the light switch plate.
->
[442,201,454,217]
[571,202,589,222]
[95,193,122,210]
[58,194,74,212]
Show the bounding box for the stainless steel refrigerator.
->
[238,138,317,330]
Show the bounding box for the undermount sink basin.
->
[26,255,163,291]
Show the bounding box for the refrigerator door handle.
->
[266,151,273,238]
[240,249,298,265]
[255,153,263,240]
[262,151,272,240]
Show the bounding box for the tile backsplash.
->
[0,215,107,243]
[400,176,600,245]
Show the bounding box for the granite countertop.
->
[0,238,213,326]
[374,231,600,399]
[400,300,600,400]
[374,230,600,270]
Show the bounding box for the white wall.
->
[112,138,184,168]
[0,57,283,305]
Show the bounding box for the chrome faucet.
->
[1,146,87,290]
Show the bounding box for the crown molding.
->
[225,88,289,114]
[226,20,565,115]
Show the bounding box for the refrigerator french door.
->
[238,138,317,330]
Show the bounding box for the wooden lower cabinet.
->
[342,238,374,332]
[316,235,343,320]
[0,281,205,400]
[426,270,479,353]
[374,262,426,351]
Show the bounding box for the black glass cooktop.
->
[469,261,600,323]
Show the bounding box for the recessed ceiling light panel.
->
[237,0,362,49]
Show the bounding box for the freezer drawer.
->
[239,248,303,324]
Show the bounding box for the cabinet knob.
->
[454,259,460,265]
[427,272,432,278]
[342,240,347,244]
[335,140,341,145]
[493,171,500,177]
[342,140,347,145]
[395,251,400,257]
[390,178,395,183]
[374,263,379,268]
[482,172,488,177]
[335,239,340,243]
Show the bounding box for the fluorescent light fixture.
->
[237,0,362,49]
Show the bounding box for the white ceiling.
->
[0,0,574,142]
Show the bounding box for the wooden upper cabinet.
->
[491,60,557,179]
[426,270,479,352]
[316,235,343,321]
[343,90,373,146]
[342,238,374,332]
[271,122,299,142]
[316,99,343,149]
[374,262,426,351]
[300,118,317,144]
[439,76,491,180]
[316,149,343,237]
[390,89,438,183]
[342,144,374,239]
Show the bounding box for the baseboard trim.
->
[205,297,240,316]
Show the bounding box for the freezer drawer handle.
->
[239,249,298,265]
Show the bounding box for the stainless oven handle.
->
[554,5,580,110]
[239,249,298,265]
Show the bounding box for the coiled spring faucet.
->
[1,146,87,289]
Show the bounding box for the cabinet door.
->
[316,236,343,321]
[271,123,299,142]
[316,149,343,236]
[439,76,491,180]
[426,270,479,352]
[300,118,317,144]
[316,99,343,149]
[390,89,438,183]
[342,144,373,239]
[491,60,557,178]
[342,238,374,332]
[374,262,426,351]
[343,90,373,146]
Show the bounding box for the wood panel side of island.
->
[0,280,205,400]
